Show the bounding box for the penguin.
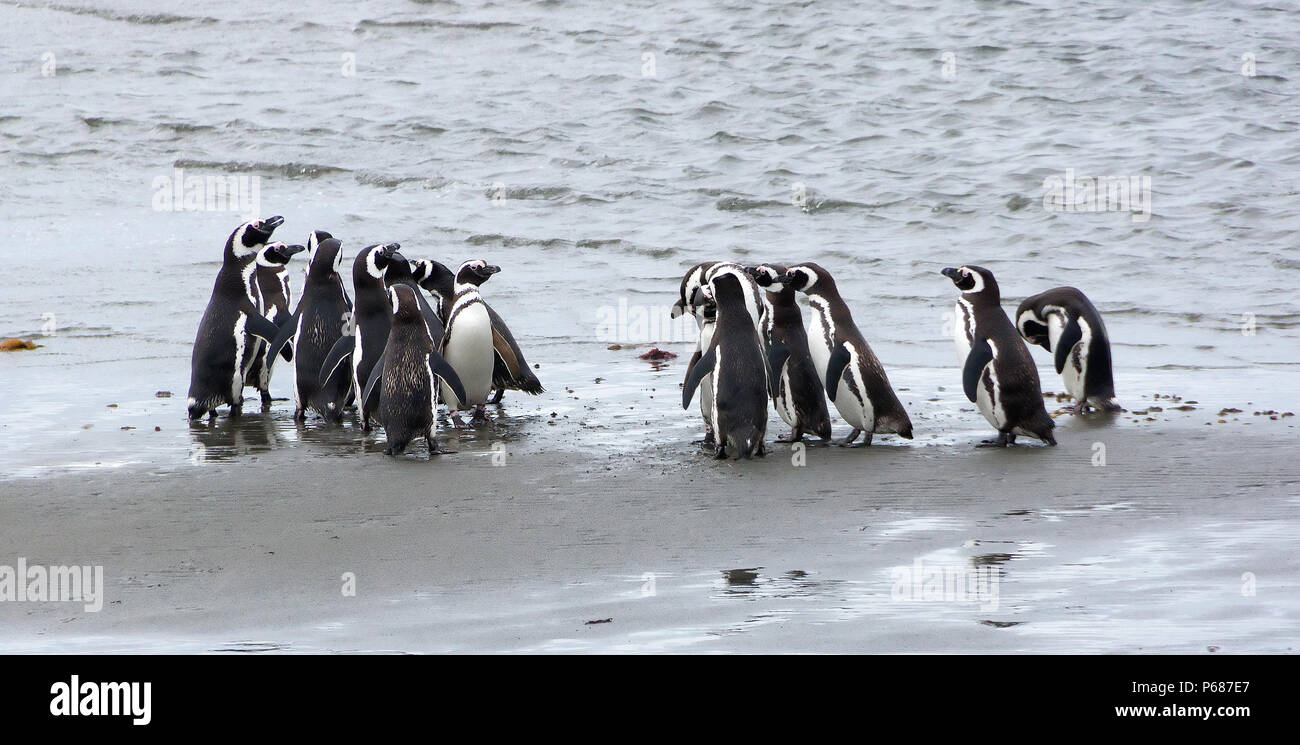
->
[187,216,290,420]
[319,242,403,431]
[941,265,1056,447]
[438,259,501,426]
[681,268,769,459]
[781,262,913,447]
[672,262,722,444]
[1016,287,1121,415]
[412,258,544,404]
[366,283,467,458]
[745,263,832,442]
[672,261,768,445]
[268,237,354,422]
[244,241,305,409]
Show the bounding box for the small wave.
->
[356,18,520,31]
[172,159,351,179]
[11,2,217,25]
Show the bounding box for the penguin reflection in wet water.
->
[187,216,293,421]
[1016,287,1121,415]
[942,265,1056,447]
[369,284,467,458]
[412,258,543,405]
[745,263,832,443]
[682,268,770,459]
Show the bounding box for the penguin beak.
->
[670,299,686,319]
[775,274,795,285]
[268,243,306,262]
[282,244,306,257]
[941,267,960,280]
[483,265,501,275]
[381,242,401,256]
[257,216,285,232]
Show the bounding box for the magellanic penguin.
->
[187,216,290,420]
[268,237,354,422]
[369,284,467,458]
[745,263,832,442]
[681,268,769,459]
[319,242,403,431]
[781,262,913,447]
[437,260,502,425]
[412,258,543,404]
[942,265,1056,447]
[244,241,305,409]
[671,261,768,445]
[1016,287,1121,415]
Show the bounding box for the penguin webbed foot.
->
[489,388,504,405]
[836,428,862,447]
[977,432,1013,448]
[776,427,802,443]
[260,391,273,409]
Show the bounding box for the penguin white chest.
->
[806,301,833,380]
[831,345,873,430]
[697,321,716,428]
[953,299,975,364]
[774,363,797,428]
[442,301,494,408]
[974,339,1005,429]
[1048,313,1091,401]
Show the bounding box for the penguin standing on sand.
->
[1016,287,1121,415]
[369,284,467,458]
[746,263,832,442]
[187,216,290,420]
[413,258,543,404]
[245,242,305,408]
[319,242,402,431]
[681,268,769,459]
[269,237,353,422]
[672,261,767,445]
[941,265,1056,446]
[781,262,913,446]
[439,260,502,426]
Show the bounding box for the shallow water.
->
[1,0,1298,652]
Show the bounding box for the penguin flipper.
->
[682,346,716,409]
[825,343,852,402]
[267,310,301,364]
[244,311,282,344]
[429,350,468,405]
[362,353,385,417]
[273,312,296,361]
[963,336,994,403]
[319,335,354,387]
[767,341,790,399]
[1054,316,1082,375]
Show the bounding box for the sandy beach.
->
[2,407,1296,654]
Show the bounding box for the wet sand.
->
[2,416,1296,654]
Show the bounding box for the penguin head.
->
[780,262,829,294]
[672,262,718,319]
[707,269,748,305]
[744,264,787,289]
[305,229,333,258]
[413,259,456,299]
[356,243,401,282]
[456,259,501,286]
[256,242,305,268]
[308,238,344,279]
[388,283,422,320]
[941,265,998,300]
[227,216,284,260]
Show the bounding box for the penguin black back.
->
[291,237,353,422]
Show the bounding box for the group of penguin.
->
[186,216,543,457]
[674,262,1121,459]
